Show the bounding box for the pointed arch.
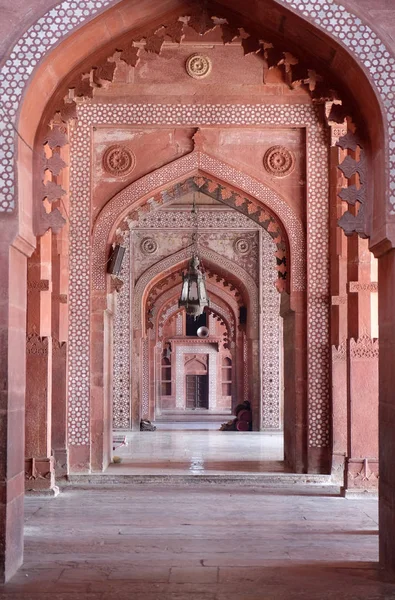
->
[93,150,303,291]
[133,243,258,334]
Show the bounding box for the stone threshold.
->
[64,472,333,486]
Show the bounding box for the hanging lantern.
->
[179,254,209,318]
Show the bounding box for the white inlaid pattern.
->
[68,122,91,445]
[261,231,282,430]
[112,237,131,429]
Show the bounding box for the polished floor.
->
[109,427,285,475]
[2,484,395,599]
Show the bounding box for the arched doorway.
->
[1,0,394,582]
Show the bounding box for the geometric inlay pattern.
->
[112,236,131,429]
[261,231,282,430]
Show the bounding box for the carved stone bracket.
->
[337,132,368,239]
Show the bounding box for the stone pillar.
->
[50,212,69,478]
[330,144,349,484]
[0,231,35,582]
[249,337,260,431]
[89,290,113,472]
[342,236,378,496]
[378,248,395,574]
[25,233,58,495]
[281,291,307,473]
[51,338,67,477]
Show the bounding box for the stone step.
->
[65,472,334,487]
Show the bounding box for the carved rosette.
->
[140,237,158,255]
[103,145,136,177]
[186,54,212,79]
[234,238,251,256]
[263,146,295,177]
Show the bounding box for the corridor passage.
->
[109,429,285,476]
[1,483,393,599]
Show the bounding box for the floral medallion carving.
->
[263,146,295,177]
[140,237,158,255]
[186,54,212,79]
[234,238,251,256]
[103,145,136,177]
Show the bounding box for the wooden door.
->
[186,375,208,409]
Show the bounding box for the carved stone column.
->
[330,142,349,484]
[0,228,35,582]
[378,248,395,574]
[25,234,58,495]
[89,290,114,472]
[281,291,307,473]
[343,238,379,496]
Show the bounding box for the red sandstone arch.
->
[92,153,303,293]
[10,0,388,249]
[2,0,395,584]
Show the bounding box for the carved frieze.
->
[346,458,379,490]
[332,340,347,363]
[331,295,347,305]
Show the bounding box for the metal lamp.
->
[178,193,209,319]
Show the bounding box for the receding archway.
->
[1,0,394,584]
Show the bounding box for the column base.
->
[342,457,379,497]
[53,448,68,478]
[341,487,378,499]
[25,486,60,498]
[25,456,58,495]
[331,452,346,485]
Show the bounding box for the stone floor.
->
[109,429,285,475]
[2,483,395,599]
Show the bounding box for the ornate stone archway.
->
[3,0,395,584]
